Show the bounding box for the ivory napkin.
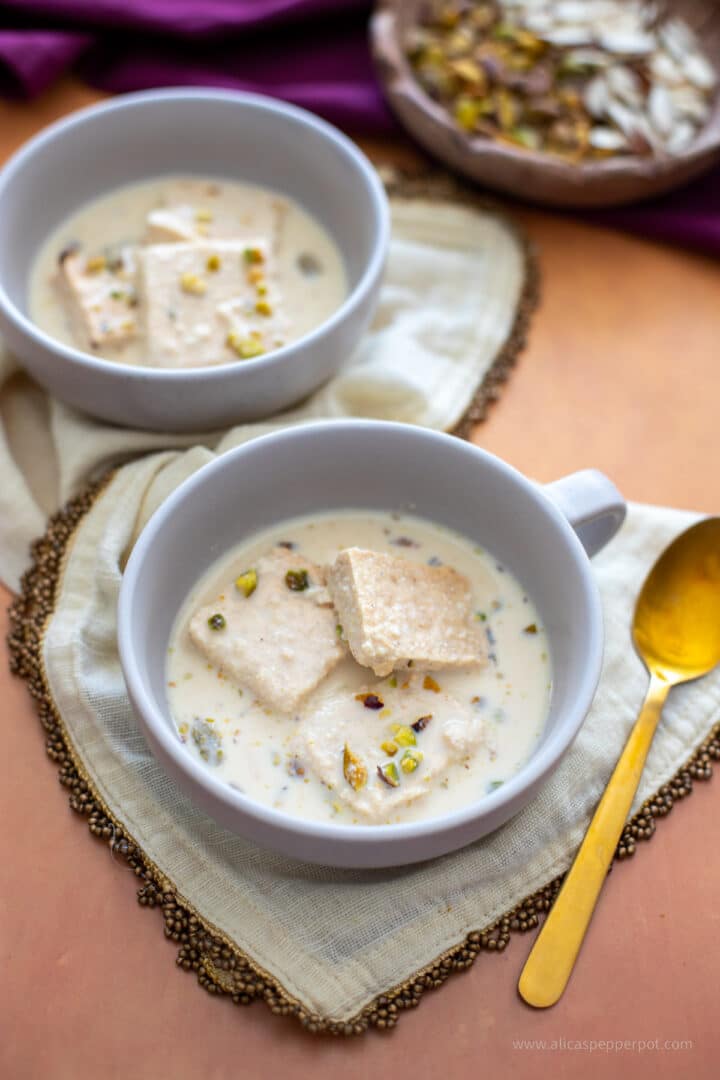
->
[38,449,720,1023]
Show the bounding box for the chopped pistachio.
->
[255,299,273,317]
[423,675,441,693]
[377,761,401,788]
[195,208,214,223]
[85,255,107,274]
[381,740,398,757]
[343,745,368,791]
[256,282,269,297]
[206,253,221,272]
[387,676,398,688]
[400,748,424,774]
[523,623,538,634]
[509,125,542,150]
[244,246,265,265]
[449,57,487,91]
[285,568,310,591]
[191,718,223,765]
[491,21,516,42]
[226,331,265,359]
[180,272,207,295]
[454,95,484,131]
[336,623,344,637]
[391,724,417,747]
[235,569,257,597]
[495,86,518,131]
[207,613,226,631]
[247,266,265,284]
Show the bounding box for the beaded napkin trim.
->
[7,474,720,1035]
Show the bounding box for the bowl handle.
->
[543,469,626,558]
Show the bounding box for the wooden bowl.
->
[370,0,720,207]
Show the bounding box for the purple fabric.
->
[590,167,720,255]
[0,29,90,96]
[0,1,719,253]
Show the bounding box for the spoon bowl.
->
[634,518,720,681]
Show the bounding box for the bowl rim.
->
[117,419,605,851]
[0,87,390,382]
[370,1,720,182]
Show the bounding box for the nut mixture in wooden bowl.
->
[406,0,716,161]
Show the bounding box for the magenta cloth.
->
[1,0,719,255]
[0,0,392,132]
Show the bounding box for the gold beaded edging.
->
[380,164,541,440]
[7,471,720,1036]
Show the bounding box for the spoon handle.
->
[518,673,670,1008]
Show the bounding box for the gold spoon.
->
[519,517,720,1009]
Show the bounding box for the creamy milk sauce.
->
[167,511,551,826]
[29,175,347,366]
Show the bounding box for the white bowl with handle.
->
[0,89,389,431]
[118,420,626,868]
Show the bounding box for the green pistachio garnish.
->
[85,255,107,274]
[243,246,264,265]
[377,761,401,788]
[207,613,226,631]
[226,331,265,359]
[191,718,223,765]
[400,749,424,775]
[380,740,398,757]
[343,745,368,791]
[235,569,257,598]
[285,569,310,591]
[391,725,417,748]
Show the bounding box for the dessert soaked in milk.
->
[29,175,347,368]
[167,510,552,826]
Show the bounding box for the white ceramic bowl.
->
[0,90,389,431]
[118,420,626,868]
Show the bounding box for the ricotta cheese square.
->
[138,239,287,367]
[144,179,287,245]
[327,548,486,677]
[57,248,138,350]
[299,675,488,822]
[189,547,344,714]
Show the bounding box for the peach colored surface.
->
[1,81,719,1080]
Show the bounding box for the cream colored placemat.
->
[17,450,719,1030]
[0,175,535,593]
